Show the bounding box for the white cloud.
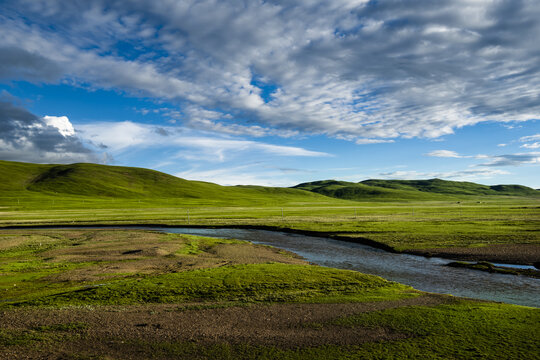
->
[176,167,259,186]
[76,121,331,161]
[424,148,540,167]
[2,0,540,141]
[473,154,490,159]
[426,150,463,158]
[519,134,540,142]
[175,164,299,186]
[378,169,510,181]
[77,121,152,151]
[254,143,330,157]
[519,133,540,149]
[43,115,75,137]
[521,142,540,149]
[355,138,395,145]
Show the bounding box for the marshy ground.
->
[0,229,538,359]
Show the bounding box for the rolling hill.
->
[361,179,539,196]
[1,160,538,205]
[0,160,334,205]
[292,178,540,201]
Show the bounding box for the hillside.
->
[293,178,540,201]
[1,160,538,205]
[361,179,540,196]
[0,160,334,205]
[291,180,448,201]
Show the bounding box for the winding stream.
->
[154,227,540,308]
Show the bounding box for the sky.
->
[0,0,539,188]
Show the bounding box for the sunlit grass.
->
[2,197,538,251]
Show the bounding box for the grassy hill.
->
[1,160,538,207]
[291,180,448,201]
[293,178,540,201]
[361,179,539,196]
[0,160,336,206]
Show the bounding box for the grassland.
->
[0,229,412,307]
[0,229,538,359]
[1,160,538,358]
[1,160,539,265]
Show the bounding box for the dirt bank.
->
[408,243,540,266]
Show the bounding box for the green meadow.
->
[0,160,539,358]
[1,160,539,255]
[0,229,538,359]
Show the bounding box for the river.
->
[155,227,539,307]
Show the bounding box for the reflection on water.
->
[159,227,540,308]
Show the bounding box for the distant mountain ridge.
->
[292,178,540,200]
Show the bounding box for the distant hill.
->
[0,160,334,205]
[1,160,537,204]
[361,179,539,196]
[293,178,540,201]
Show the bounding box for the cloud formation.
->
[479,153,540,167]
[76,121,330,162]
[426,150,462,158]
[0,98,98,164]
[175,164,282,186]
[378,169,510,181]
[43,116,76,137]
[425,148,540,167]
[519,133,540,149]
[356,138,395,145]
[0,46,63,82]
[425,150,491,159]
[2,0,540,142]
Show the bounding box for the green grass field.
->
[1,160,539,255]
[2,201,539,253]
[0,230,412,308]
[0,229,538,359]
[1,161,539,359]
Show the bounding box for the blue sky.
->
[1,0,539,187]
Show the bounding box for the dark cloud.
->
[154,127,170,136]
[0,46,63,82]
[0,99,99,163]
[1,0,539,140]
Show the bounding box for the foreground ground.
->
[0,229,538,359]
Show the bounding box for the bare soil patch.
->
[0,293,452,359]
[0,229,307,282]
